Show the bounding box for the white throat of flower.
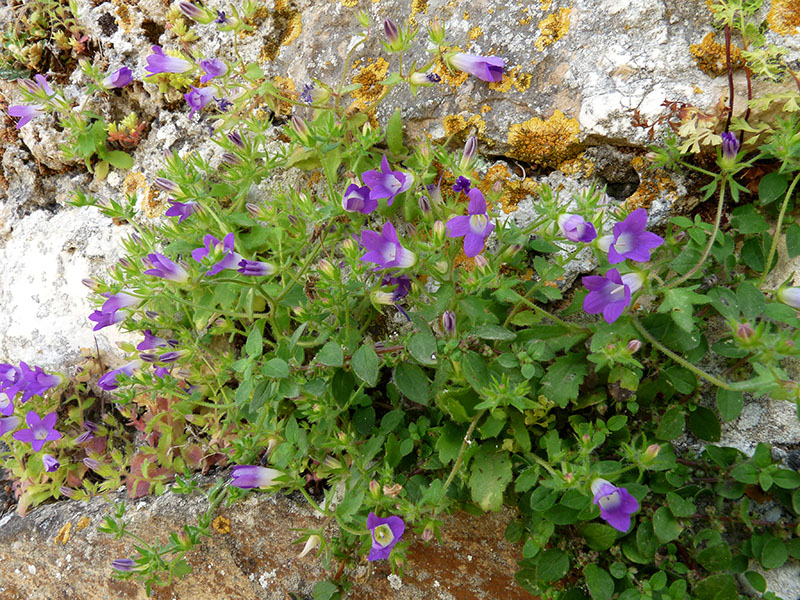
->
[373,524,395,548]
[469,214,488,234]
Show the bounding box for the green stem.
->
[437,410,485,506]
[163,292,269,320]
[759,171,800,286]
[666,176,726,289]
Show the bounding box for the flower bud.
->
[292,115,311,145]
[154,177,180,194]
[721,131,739,161]
[317,259,336,279]
[422,525,434,542]
[246,202,261,218]
[227,130,245,149]
[356,10,369,28]
[459,135,477,171]
[474,254,489,271]
[434,260,449,274]
[369,479,381,499]
[736,322,755,342]
[383,19,399,43]
[433,220,446,243]
[178,1,216,23]
[643,444,660,462]
[778,287,800,310]
[82,278,100,291]
[298,534,321,558]
[442,310,456,335]
[626,339,642,353]
[427,19,445,44]
[220,152,242,166]
[418,195,431,214]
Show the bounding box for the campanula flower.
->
[88,309,125,331]
[778,287,800,309]
[300,83,314,105]
[137,330,168,351]
[154,177,181,194]
[447,52,505,82]
[721,131,740,161]
[361,156,414,206]
[237,259,276,276]
[192,233,242,275]
[12,411,62,452]
[0,416,20,437]
[15,363,61,403]
[0,395,13,417]
[145,46,193,76]
[230,465,282,489]
[452,176,471,193]
[591,478,640,532]
[446,188,495,257]
[97,361,141,391]
[42,454,61,472]
[360,222,417,270]
[0,363,22,400]
[367,512,405,561]
[442,310,456,335]
[102,67,132,89]
[603,209,663,264]
[582,269,642,324]
[381,274,411,300]
[558,214,597,243]
[165,200,198,222]
[199,59,227,83]
[184,86,216,119]
[8,104,47,129]
[21,74,55,96]
[459,136,477,170]
[143,253,190,282]
[112,558,136,572]
[342,183,376,214]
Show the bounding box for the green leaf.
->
[579,523,617,551]
[262,358,289,379]
[468,445,512,512]
[436,422,465,464]
[736,282,766,321]
[385,108,405,155]
[536,548,570,582]
[515,466,539,493]
[717,388,744,422]
[407,332,437,365]
[760,538,788,569]
[657,288,710,333]
[730,463,759,484]
[744,571,767,593]
[696,544,732,572]
[315,341,344,367]
[688,406,721,442]
[540,354,588,407]
[530,486,559,511]
[244,62,264,80]
[394,363,430,405]
[94,160,109,181]
[583,564,614,600]
[741,237,766,272]
[245,326,263,358]
[104,150,134,169]
[731,204,769,234]
[351,344,379,387]
[694,574,737,600]
[172,558,192,578]
[474,324,517,341]
[653,506,683,542]
[656,406,685,441]
[773,469,800,489]
[461,351,492,392]
[758,171,788,206]
[666,491,696,517]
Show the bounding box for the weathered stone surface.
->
[0,483,532,600]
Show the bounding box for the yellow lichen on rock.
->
[433,52,469,87]
[340,0,357,6]
[488,66,533,93]
[122,171,147,197]
[767,0,800,35]
[409,0,428,26]
[272,76,296,116]
[75,516,90,531]
[442,113,488,143]
[689,32,745,77]
[54,521,71,545]
[507,110,580,167]
[483,164,541,214]
[534,7,571,51]
[350,58,390,105]
[624,155,676,211]
[558,154,594,177]
[469,26,483,40]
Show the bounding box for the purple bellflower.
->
[361,156,413,207]
[88,309,125,331]
[8,104,47,129]
[442,310,456,335]
[15,363,61,403]
[721,131,740,161]
[0,363,22,400]
[165,199,198,222]
[154,366,170,378]
[143,253,189,282]
[778,287,800,310]
[100,291,140,314]
[591,478,640,532]
[98,361,140,391]
[199,59,228,83]
[582,269,642,324]
[342,183,377,214]
[558,214,597,243]
[0,395,13,417]
[452,176,471,193]
[603,209,663,264]
[102,67,132,89]
[21,74,55,96]
[446,188,495,257]
[0,416,21,438]
[184,86,216,119]
[12,411,62,452]
[381,274,411,301]
[43,454,60,472]
[192,233,242,275]
[300,83,314,105]
[230,465,282,489]
[145,46,194,76]
[447,52,505,82]
[360,222,417,270]
[112,558,137,572]
[137,330,168,351]
[237,259,275,276]
[366,512,405,561]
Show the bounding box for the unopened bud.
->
[422,525,434,542]
[427,19,445,44]
[736,322,755,342]
[154,177,180,194]
[643,444,660,461]
[246,202,261,218]
[322,456,342,470]
[298,534,321,558]
[442,310,456,335]
[369,479,381,499]
[356,10,369,28]
[418,195,431,214]
[434,260,449,274]
[292,115,311,145]
[626,339,642,353]
[317,259,336,279]
[227,130,245,149]
[371,289,395,307]
[383,19,399,43]
[220,152,242,166]
[474,254,489,271]
[433,220,445,242]
[82,278,100,290]
[459,135,477,171]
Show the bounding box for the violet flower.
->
[442,310,456,335]
[102,67,132,89]
[97,361,140,391]
[446,188,495,257]
[342,183,376,214]
[143,253,189,282]
[381,274,411,301]
[184,86,216,119]
[145,46,193,76]
[0,395,13,417]
[778,287,800,309]
[100,290,140,313]
[0,363,22,400]
[89,309,125,331]
[137,330,168,351]
[199,59,227,83]
[237,259,275,277]
[165,199,198,222]
[300,83,314,105]
[361,156,413,207]
[582,268,642,324]
[604,209,663,264]
[452,176,471,193]
[721,131,740,161]
[43,454,60,472]
[12,411,62,452]
[17,363,61,403]
[558,214,597,243]
[0,416,21,437]
[367,512,405,561]
[230,465,282,489]
[360,222,417,270]
[591,478,640,532]
[192,233,242,275]
[112,558,136,572]
[154,177,181,194]
[21,74,55,96]
[8,104,46,129]
[447,52,505,82]
[154,367,170,378]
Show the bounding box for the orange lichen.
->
[624,156,676,211]
[507,110,581,167]
[409,0,428,26]
[469,26,483,40]
[142,186,167,219]
[768,0,800,35]
[483,163,541,214]
[442,113,488,144]
[558,155,594,177]
[272,76,296,116]
[689,32,745,77]
[480,104,492,114]
[54,521,71,545]
[488,66,533,93]
[75,516,90,531]
[258,2,302,61]
[350,58,390,105]
[535,7,571,51]
[213,515,231,534]
[122,171,147,197]
[463,10,470,20]
[340,0,357,5]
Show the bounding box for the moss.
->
[689,32,745,77]
[350,58,389,105]
[507,110,580,168]
[767,0,800,35]
[534,7,571,51]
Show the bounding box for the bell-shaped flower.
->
[360,222,417,270]
[230,465,282,489]
[145,46,193,76]
[237,259,275,277]
[604,209,663,264]
[8,104,47,129]
[446,188,495,257]
[361,156,413,206]
[143,253,189,282]
[582,269,642,324]
[342,183,376,214]
[165,200,198,222]
[591,478,640,532]
[12,411,62,452]
[192,233,242,275]
[367,512,405,561]
[184,86,216,119]
[102,67,132,89]
[558,214,597,243]
[97,360,141,391]
[199,59,228,83]
[447,52,505,82]
[0,416,21,437]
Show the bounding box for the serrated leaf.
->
[474,324,517,341]
[262,358,289,378]
[657,288,710,333]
